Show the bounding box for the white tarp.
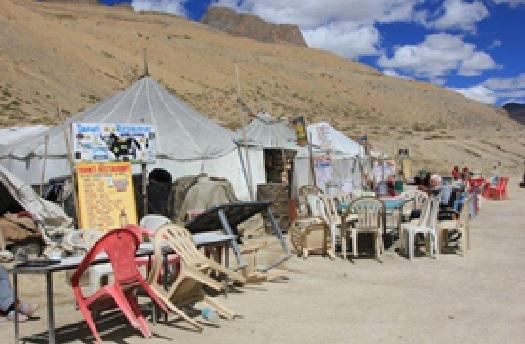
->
[0,126,49,146]
[0,165,70,225]
[0,77,255,200]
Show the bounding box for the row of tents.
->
[0,76,368,201]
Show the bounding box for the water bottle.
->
[201,307,219,323]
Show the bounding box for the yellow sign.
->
[76,162,137,230]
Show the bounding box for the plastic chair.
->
[346,198,384,260]
[490,177,509,200]
[400,196,440,260]
[148,224,245,324]
[438,195,473,256]
[71,226,169,343]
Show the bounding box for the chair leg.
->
[408,231,414,260]
[107,286,141,329]
[352,230,358,258]
[125,291,151,338]
[203,295,236,320]
[341,229,347,260]
[76,298,102,344]
[151,286,203,331]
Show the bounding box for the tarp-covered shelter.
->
[0,126,49,146]
[0,77,257,200]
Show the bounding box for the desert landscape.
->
[0,0,524,174]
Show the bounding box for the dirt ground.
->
[2,178,525,344]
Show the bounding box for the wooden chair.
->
[289,219,332,259]
[346,198,385,260]
[148,224,245,327]
[438,194,473,256]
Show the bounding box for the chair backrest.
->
[400,190,428,210]
[414,196,432,227]
[426,196,440,230]
[299,185,323,197]
[72,227,141,287]
[154,224,205,267]
[139,215,171,232]
[306,195,324,217]
[458,194,473,227]
[350,197,384,229]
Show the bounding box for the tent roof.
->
[0,126,49,146]
[236,113,298,149]
[0,77,236,161]
[307,122,364,157]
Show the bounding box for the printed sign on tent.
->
[292,116,307,146]
[76,162,137,230]
[314,154,332,191]
[315,124,332,150]
[72,122,156,164]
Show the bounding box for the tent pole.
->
[236,64,254,200]
[142,163,148,218]
[237,145,254,201]
[307,131,316,187]
[58,107,80,227]
[40,134,49,197]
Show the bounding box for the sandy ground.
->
[2,179,525,343]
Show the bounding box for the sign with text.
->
[292,116,307,146]
[73,122,156,164]
[76,162,137,230]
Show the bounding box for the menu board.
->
[76,162,137,231]
[72,122,156,164]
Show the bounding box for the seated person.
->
[0,266,38,322]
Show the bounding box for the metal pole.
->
[13,270,18,343]
[46,272,56,344]
[142,163,148,217]
[236,64,255,200]
[40,134,49,197]
[307,131,316,187]
[59,107,80,227]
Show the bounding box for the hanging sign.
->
[292,116,307,146]
[72,123,156,164]
[315,123,332,150]
[313,154,332,191]
[76,162,137,230]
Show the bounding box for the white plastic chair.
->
[139,214,171,233]
[401,196,440,260]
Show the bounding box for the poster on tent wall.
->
[316,124,332,150]
[72,123,156,164]
[314,154,332,191]
[76,162,137,231]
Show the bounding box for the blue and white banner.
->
[72,123,156,164]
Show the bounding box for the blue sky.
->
[102,0,525,106]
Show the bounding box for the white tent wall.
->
[293,155,363,195]
[0,150,258,201]
[236,147,266,200]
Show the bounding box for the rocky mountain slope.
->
[503,103,525,125]
[201,6,307,47]
[0,0,523,173]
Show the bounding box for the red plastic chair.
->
[491,177,509,200]
[71,226,169,343]
[468,177,485,193]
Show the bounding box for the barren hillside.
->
[0,0,524,173]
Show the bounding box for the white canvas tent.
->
[294,122,365,194]
[0,77,257,200]
[0,126,49,146]
[235,113,299,197]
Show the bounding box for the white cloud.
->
[492,0,525,7]
[424,0,489,32]
[131,0,187,15]
[377,33,497,79]
[303,22,380,58]
[453,85,497,104]
[212,0,420,58]
[455,74,525,105]
[488,40,502,49]
[213,0,419,29]
[483,73,525,90]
